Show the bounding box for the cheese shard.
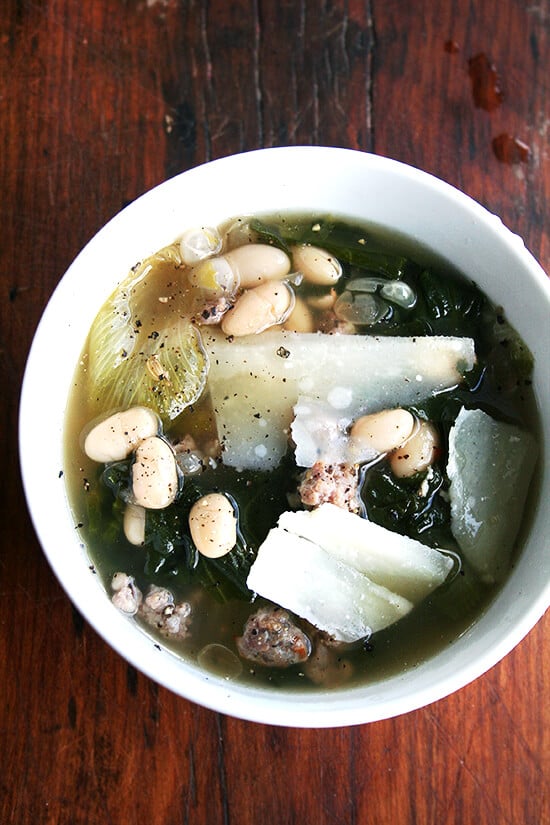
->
[247,505,454,642]
[204,330,476,470]
[291,397,359,468]
[278,504,454,602]
[246,527,413,642]
[447,407,538,583]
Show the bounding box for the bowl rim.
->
[19,146,550,727]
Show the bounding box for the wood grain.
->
[1,1,548,823]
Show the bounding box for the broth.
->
[64,214,540,690]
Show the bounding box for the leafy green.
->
[201,542,257,601]
[87,246,208,422]
[484,310,535,386]
[88,316,208,421]
[93,454,299,603]
[248,218,292,254]
[84,470,126,548]
[344,269,486,337]
[166,456,296,601]
[251,217,409,279]
[145,506,190,557]
[101,460,132,500]
[251,215,493,340]
[362,462,452,548]
[416,269,486,337]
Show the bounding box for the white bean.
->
[189,493,237,558]
[284,296,315,332]
[123,502,146,545]
[84,407,159,463]
[187,255,238,296]
[307,289,337,311]
[390,420,440,478]
[351,409,416,455]
[290,244,342,286]
[224,244,291,287]
[132,436,180,509]
[221,281,294,337]
[111,571,132,592]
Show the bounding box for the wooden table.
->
[2,2,548,822]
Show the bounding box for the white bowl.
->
[19,147,550,727]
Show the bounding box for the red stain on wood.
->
[468,52,504,111]
[492,133,530,164]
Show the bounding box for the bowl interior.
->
[19,147,550,726]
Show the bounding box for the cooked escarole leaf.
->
[88,317,208,420]
[362,462,452,547]
[485,309,535,386]
[87,245,208,420]
[250,217,409,278]
[144,473,262,602]
[417,269,486,337]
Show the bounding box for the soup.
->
[64,214,539,689]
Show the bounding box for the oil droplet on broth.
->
[197,643,243,679]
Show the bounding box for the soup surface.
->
[64,214,539,690]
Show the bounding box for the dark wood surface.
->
[2,1,549,823]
